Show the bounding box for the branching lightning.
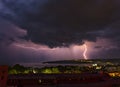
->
[83,44,88,60]
[13,43,55,51]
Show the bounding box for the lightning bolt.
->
[83,44,88,60]
[13,43,55,51]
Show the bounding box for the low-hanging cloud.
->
[1,0,120,47]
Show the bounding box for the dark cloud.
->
[1,0,120,47]
[0,17,27,46]
[0,24,46,64]
[94,46,102,49]
[104,22,120,39]
[95,21,120,47]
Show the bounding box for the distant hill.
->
[43,60,92,64]
[43,58,120,64]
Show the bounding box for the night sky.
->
[0,0,120,64]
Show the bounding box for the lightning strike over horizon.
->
[83,44,88,60]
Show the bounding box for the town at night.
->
[0,0,120,87]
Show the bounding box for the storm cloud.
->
[1,0,120,47]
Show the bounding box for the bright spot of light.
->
[83,44,88,60]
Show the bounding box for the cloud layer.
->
[0,0,120,47]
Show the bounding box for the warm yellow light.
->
[108,72,120,77]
